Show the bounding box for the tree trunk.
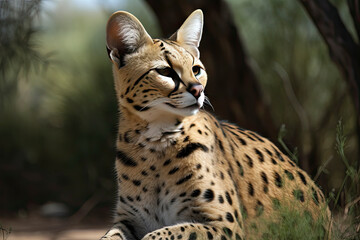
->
[299,0,360,170]
[145,0,277,139]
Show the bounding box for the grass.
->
[254,204,327,240]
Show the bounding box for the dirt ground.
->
[1,215,111,240]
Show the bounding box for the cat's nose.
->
[188,83,204,99]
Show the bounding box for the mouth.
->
[183,103,201,109]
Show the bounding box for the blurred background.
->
[0,0,359,239]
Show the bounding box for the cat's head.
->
[106,10,207,121]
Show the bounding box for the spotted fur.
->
[101,9,331,240]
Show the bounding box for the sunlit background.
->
[0,0,358,238]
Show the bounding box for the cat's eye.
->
[156,67,172,77]
[192,66,202,77]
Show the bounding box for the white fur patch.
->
[117,18,142,51]
[177,10,203,48]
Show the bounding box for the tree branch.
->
[300,0,360,104]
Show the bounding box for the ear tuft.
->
[106,11,152,66]
[170,9,203,58]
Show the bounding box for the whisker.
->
[204,96,215,111]
[139,98,165,111]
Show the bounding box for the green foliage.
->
[0,0,49,104]
[255,206,326,240]
[329,120,360,239]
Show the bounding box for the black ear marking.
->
[106,46,111,59]
[107,46,126,68]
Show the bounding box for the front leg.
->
[142,222,244,240]
[100,220,137,240]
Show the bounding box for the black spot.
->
[179,192,186,197]
[176,143,209,158]
[122,174,129,180]
[217,139,225,153]
[126,98,134,103]
[196,163,202,169]
[248,183,254,196]
[275,149,285,162]
[255,149,264,162]
[293,189,305,202]
[191,189,201,197]
[297,171,307,185]
[221,236,226,240]
[271,158,278,165]
[133,105,150,111]
[176,173,193,185]
[169,167,179,175]
[235,234,242,240]
[124,131,131,143]
[203,189,215,202]
[188,232,197,240]
[288,160,296,167]
[132,180,141,186]
[220,171,225,180]
[207,231,213,240]
[223,227,233,237]
[236,161,244,176]
[189,123,196,128]
[143,187,148,192]
[274,172,283,187]
[142,88,156,93]
[245,154,253,168]
[218,195,224,203]
[265,148,273,156]
[125,86,130,95]
[144,207,150,214]
[263,186,269,193]
[127,196,134,202]
[197,130,202,135]
[225,191,232,205]
[180,227,185,232]
[237,136,247,145]
[248,131,264,142]
[261,172,268,184]
[284,170,294,180]
[116,150,137,167]
[141,170,148,176]
[163,159,171,166]
[150,165,156,171]
[226,212,234,222]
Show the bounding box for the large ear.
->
[169,9,203,58]
[106,11,153,67]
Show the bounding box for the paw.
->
[100,230,124,240]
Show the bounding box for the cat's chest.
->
[117,155,196,237]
